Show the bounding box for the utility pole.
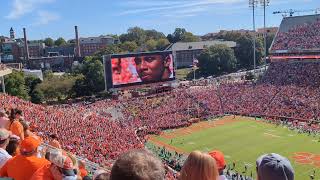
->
[0,54,5,93]
[260,0,270,70]
[249,0,258,75]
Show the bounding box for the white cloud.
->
[33,10,60,25]
[6,0,55,19]
[118,0,245,16]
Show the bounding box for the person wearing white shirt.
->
[0,128,12,168]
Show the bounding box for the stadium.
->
[0,12,320,180]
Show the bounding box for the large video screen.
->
[105,51,175,88]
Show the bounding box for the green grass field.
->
[150,116,320,180]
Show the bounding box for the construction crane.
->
[273,8,320,17]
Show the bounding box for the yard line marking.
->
[264,132,281,138]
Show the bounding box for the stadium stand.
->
[271,14,320,52]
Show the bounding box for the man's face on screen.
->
[134,55,164,82]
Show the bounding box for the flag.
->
[193,57,199,67]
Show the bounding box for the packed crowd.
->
[0,59,319,179]
[272,18,320,51]
[260,61,320,87]
[0,122,297,180]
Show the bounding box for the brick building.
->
[79,36,115,56]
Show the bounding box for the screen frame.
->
[103,51,176,90]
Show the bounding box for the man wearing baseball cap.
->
[0,129,11,168]
[256,153,294,180]
[31,149,77,180]
[0,136,49,180]
[209,150,227,180]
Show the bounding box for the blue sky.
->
[0,0,319,40]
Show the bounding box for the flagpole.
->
[193,67,196,80]
[193,55,196,81]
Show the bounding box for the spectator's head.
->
[209,150,226,175]
[93,169,109,180]
[0,128,10,149]
[50,134,58,140]
[179,151,219,180]
[20,120,30,136]
[47,149,77,180]
[6,135,20,156]
[110,149,165,180]
[256,153,294,180]
[15,109,23,118]
[0,110,7,118]
[20,136,41,156]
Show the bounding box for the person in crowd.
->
[8,109,24,141]
[78,160,88,178]
[14,109,25,123]
[5,135,20,156]
[256,153,294,180]
[209,150,227,180]
[0,136,49,180]
[48,134,62,149]
[134,53,172,82]
[179,151,219,180]
[31,149,78,180]
[110,149,165,180]
[93,169,109,180]
[0,129,12,168]
[0,110,9,129]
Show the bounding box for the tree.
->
[145,39,157,51]
[25,75,41,94]
[94,44,121,60]
[198,44,237,76]
[119,27,147,46]
[30,88,44,104]
[72,57,105,97]
[156,38,170,51]
[181,32,200,42]
[4,71,29,100]
[167,28,199,43]
[54,37,67,46]
[215,32,242,41]
[209,32,264,70]
[36,74,81,101]
[145,30,166,41]
[24,75,42,103]
[44,38,54,47]
[235,35,263,69]
[68,39,75,44]
[120,41,138,52]
[167,28,187,43]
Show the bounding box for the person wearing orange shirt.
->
[8,117,24,141]
[0,136,49,180]
[78,160,88,178]
[31,149,78,180]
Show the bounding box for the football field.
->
[149,116,320,180]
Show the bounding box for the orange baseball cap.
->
[209,150,226,170]
[20,136,41,153]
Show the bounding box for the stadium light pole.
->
[0,53,4,93]
[249,0,258,75]
[260,0,270,71]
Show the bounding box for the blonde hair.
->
[179,151,219,180]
